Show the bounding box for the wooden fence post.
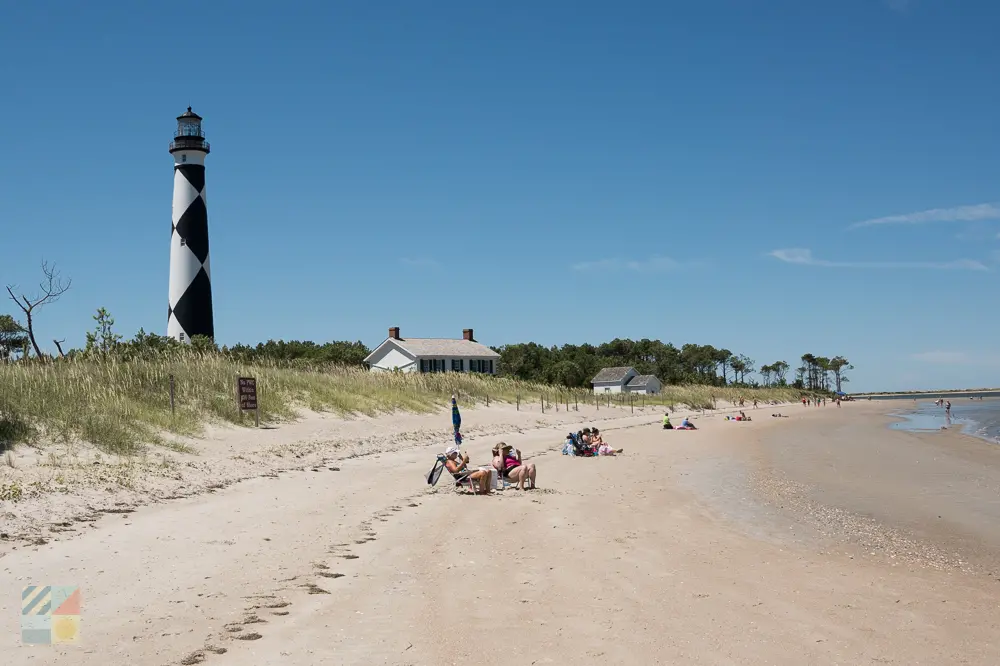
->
[517,394,520,410]
[169,374,175,416]
[541,394,545,413]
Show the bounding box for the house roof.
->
[365,337,500,362]
[626,374,659,388]
[591,366,636,383]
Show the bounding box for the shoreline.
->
[887,398,1000,445]
[739,403,1000,576]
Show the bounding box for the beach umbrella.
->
[452,394,463,445]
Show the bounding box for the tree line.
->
[3,262,850,392]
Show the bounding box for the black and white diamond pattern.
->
[168,164,214,341]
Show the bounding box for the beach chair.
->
[428,454,480,494]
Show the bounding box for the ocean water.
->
[889,398,1000,443]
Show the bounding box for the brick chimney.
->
[463,328,474,341]
[389,327,400,340]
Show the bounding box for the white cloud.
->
[768,248,989,271]
[399,257,440,269]
[911,351,1000,367]
[850,203,1000,229]
[572,255,692,273]
[911,351,971,365]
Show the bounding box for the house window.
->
[452,359,463,372]
[420,359,445,373]
[469,359,494,374]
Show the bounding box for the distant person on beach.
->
[663,414,673,429]
[679,417,697,430]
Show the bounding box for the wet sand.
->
[741,403,1000,574]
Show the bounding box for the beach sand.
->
[2,400,999,664]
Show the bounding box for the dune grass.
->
[0,355,805,455]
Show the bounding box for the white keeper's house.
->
[364,327,500,374]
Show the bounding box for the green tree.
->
[84,307,123,355]
[828,356,852,393]
[771,360,790,386]
[0,314,28,362]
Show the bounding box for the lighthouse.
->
[167,107,214,343]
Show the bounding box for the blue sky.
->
[2,0,999,392]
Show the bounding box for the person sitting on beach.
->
[679,417,696,430]
[444,445,492,495]
[663,414,673,429]
[592,428,623,455]
[494,442,537,489]
[739,410,751,422]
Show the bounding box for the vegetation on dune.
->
[1,263,837,454]
[0,349,802,455]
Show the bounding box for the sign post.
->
[236,376,260,427]
[169,374,176,416]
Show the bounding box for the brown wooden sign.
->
[236,376,260,426]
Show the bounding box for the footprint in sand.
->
[236,632,262,641]
[317,572,345,579]
[265,601,291,608]
[301,583,331,595]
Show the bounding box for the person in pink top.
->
[494,442,537,490]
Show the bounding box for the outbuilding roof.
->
[591,366,636,383]
[626,374,659,387]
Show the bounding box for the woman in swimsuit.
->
[496,442,536,490]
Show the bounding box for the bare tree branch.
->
[5,261,72,360]
[53,339,66,358]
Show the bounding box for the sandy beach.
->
[2,399,999,665]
